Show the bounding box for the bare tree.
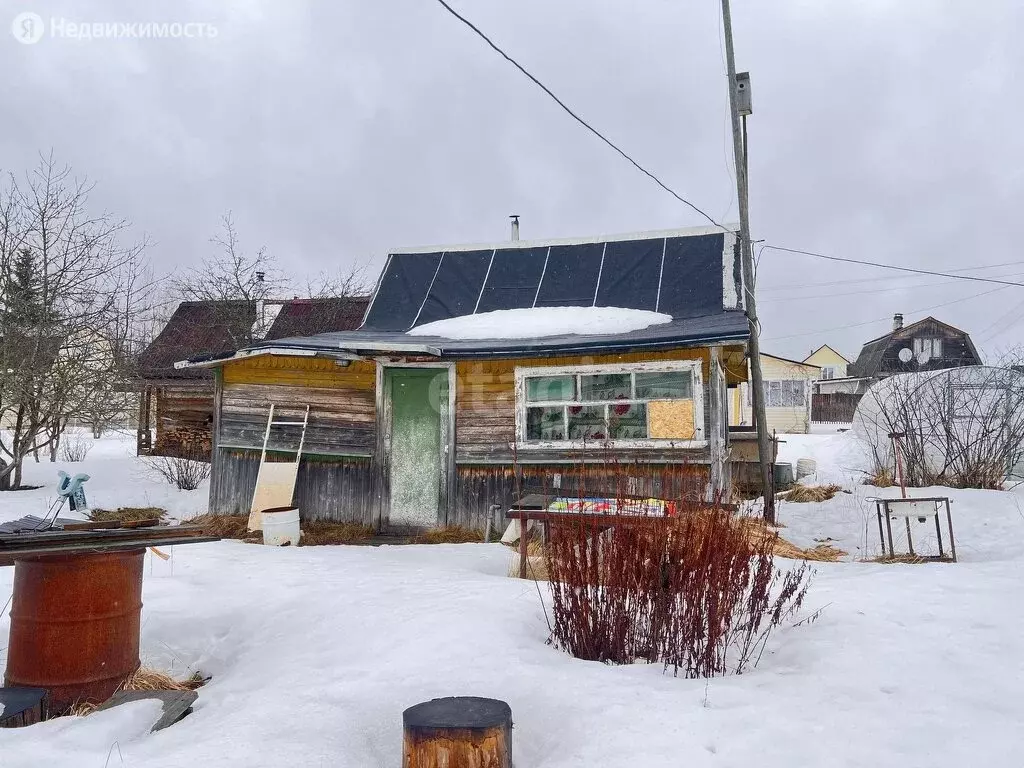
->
[0,154,151,488]
[170,212,285,344]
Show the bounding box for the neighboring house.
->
[849,314,983,380]
[803,344,849,381]
[730,353,820,434]
[179,227,752,532]
[137,297,369,458]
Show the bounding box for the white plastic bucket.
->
[261,507,300,546]
[795,458,817,480]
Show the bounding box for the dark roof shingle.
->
[265,297,369,340]
[139,300,255,380]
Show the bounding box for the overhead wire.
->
[431,0,1022,317]
[431,0,727,230]
[762,284,1013,343]
[976,295,1024,344]
[761,245,1024,289]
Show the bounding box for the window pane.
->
[526,406,565,440]
[635,371,692,399]
[608,402,648,439]
[932,338,943,357]
[567,405,606,439]
[580,374,631,401]
[526,375,575,402]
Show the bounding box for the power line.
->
[977,295,1024,344]
[762,245,1024,288]
[762,284,1013,343]
[758,264,1024,293]
[432,0,725,230]
[761,279,1007,302]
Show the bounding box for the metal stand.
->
[874,497,956,562]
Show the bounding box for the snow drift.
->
[407,306,672,340]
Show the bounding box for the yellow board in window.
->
[648,400,695,439]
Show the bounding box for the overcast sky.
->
[2,0,1021,361]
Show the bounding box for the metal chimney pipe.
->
[509,215,520,242]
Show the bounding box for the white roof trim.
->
[174,346,363,370]
[389,224,738,255]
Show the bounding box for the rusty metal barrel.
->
[4,550,144,714]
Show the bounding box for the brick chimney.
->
[893,313,904,331]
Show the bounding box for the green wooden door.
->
[387,368,448,529]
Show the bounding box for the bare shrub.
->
[855,366,1024,489]
[59,435,92,462]
[544,505,810,677]
[143,451,211,491]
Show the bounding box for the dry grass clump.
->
[508,539,549,581]
[72,667,207,716]
[864,468,894,487]
[187,514,375,545]
[121,667,206,692]
[727,514,846,562]
[297,520,375,545]
[88,506,167,523]
[412,525,484,544]
[869,554,952,565]
[188,514,261,542]
[781,484,843,503]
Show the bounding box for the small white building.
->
[730,353,820,434]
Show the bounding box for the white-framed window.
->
[913,337,943,358]
[514,360,705,447]
[763,379,807,408]
[820,366,837,380]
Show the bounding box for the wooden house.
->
[180,227,753,532]
[848,314,982,380]
[729,353,820,434]
[803,344,849,382]
[138,297,368,458]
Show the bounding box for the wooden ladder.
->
[246,404,310,532]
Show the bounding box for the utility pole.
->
[720,0,776,523]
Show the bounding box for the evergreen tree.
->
[1,247,45,331]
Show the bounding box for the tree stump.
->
[0,687,47,728]
[402,696,512,768]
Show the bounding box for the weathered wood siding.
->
[152,382,214,458]
[211,449,376,522]
[220,356,376,456]
[455,348,713,464]
[211,356,379,522]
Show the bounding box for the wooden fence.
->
[812,393,862,424]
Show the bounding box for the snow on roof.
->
[406,306,673,341]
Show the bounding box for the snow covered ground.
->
[2,431,1024,766]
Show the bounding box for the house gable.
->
[850,316,982,377]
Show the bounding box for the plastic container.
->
[773,462,794,490]
[261,507,301,546]
[795,458,817,480]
